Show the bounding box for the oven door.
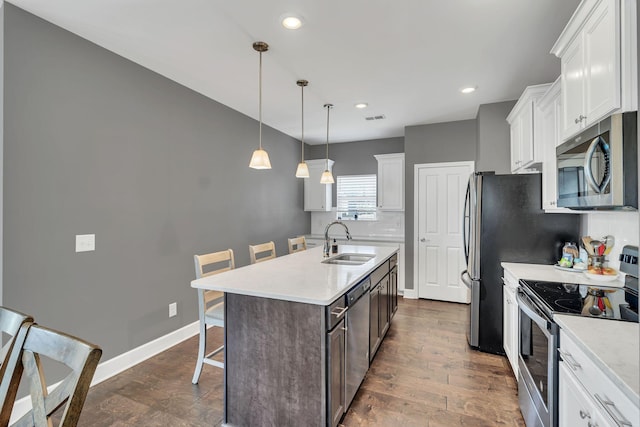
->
[516,290,559,427]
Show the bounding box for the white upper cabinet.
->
[304,159,334,212]
[552,0,637,141]
[507,84,551,173]
[537,78,575,213]
[374,153,404,211]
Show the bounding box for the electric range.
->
[519,279,638,322]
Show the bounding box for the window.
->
[336,174,377,220]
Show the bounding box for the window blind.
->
[336,174,377,220]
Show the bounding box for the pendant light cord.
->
[301,85,305,162]
[325,105,330,169]
[258,51,263,150]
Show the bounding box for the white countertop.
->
[191,245,398,305]
[501,262,626,287]
[502,262,639,406]
[555,314,639,406]
[305,234,404,244]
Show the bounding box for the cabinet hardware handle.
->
[594,394,632,426]
[587,422,598,427]
[575,117,581,124]
[420,238,426,242]
[341,326,348,332]
[579,409,591,419]
[331,307,348,319]
[579,114,587,122]
[558,349,581,370]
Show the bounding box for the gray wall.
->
[306,137,404,205]
[3,5,309,363]
[476,100,516,174]
[404,120,477,290]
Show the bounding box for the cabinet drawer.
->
[389,254,398,269]
[326,295,348,331]
[502,268,519,290]
[560,331,638,426]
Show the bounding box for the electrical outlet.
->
[75,234,95,252]
[169,302,177,318]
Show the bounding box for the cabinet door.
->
[380,276,390,338]
[584,0,620,126]
[390,267,398,317]
[376,154,404,211]
[559,362,598,427]
[519,101,535,167]
[510,118,523,172]
[304,162,333,212]
[369,285,380,361]
[503,288,513,369]
[327,319,345,427]
[562,35,586,140]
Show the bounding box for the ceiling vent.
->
[365,115,386,121]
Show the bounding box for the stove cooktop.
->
[520,279,639,322]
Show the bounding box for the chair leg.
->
[192,321,207,384]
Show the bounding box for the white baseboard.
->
[402,289,417,299]
[10,321,200,423]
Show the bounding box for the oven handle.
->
[516,291,550,332]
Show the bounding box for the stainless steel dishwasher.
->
[345,277,371,408]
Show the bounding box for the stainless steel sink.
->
[322,253,375,265]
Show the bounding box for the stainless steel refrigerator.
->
[461,172,580,355]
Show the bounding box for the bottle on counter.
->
[560,242,579,267]
[331,239,338,254]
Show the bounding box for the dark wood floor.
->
[76,298,525,426]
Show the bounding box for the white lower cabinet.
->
[559,362,614,427]
[558,330,638,427]
[502,271,519,377]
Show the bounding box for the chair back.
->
[0,323,102,427]
[194,249,235,308]
[249,241,276,264]
[0,307,33,371]
[287,237,307,254]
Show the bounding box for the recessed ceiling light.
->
[460,86,477,94]
[354,103,368,109]
[281,15,303,30]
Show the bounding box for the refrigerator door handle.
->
[463,181,471,264]
[461,270,472,289]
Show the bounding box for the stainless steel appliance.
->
[345,277,371,409]
[516,254,639,427]
[556,111,638,210]
[461,172,579,354]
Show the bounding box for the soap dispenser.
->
[331,239,338,254]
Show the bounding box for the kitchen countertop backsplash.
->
[581,211,639,271]
[311,210,404,240]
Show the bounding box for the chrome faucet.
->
[323,220,352,257]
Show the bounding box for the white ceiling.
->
[7,0,581,144]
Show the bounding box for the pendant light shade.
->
[295,162,310,178]
[321,103,335,184]
[295,79,310,178]
[249,41,272,170]
[250,149,272,169]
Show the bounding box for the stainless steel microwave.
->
[556,112,637,210]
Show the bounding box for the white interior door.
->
[415,161,474,303]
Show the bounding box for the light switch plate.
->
[75,234,95,252]
[169,303,177,317]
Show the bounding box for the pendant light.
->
[295,80,310,178]
[249,41,272,170]
[320,104,335,184]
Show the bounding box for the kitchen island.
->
[191,245,398,427]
